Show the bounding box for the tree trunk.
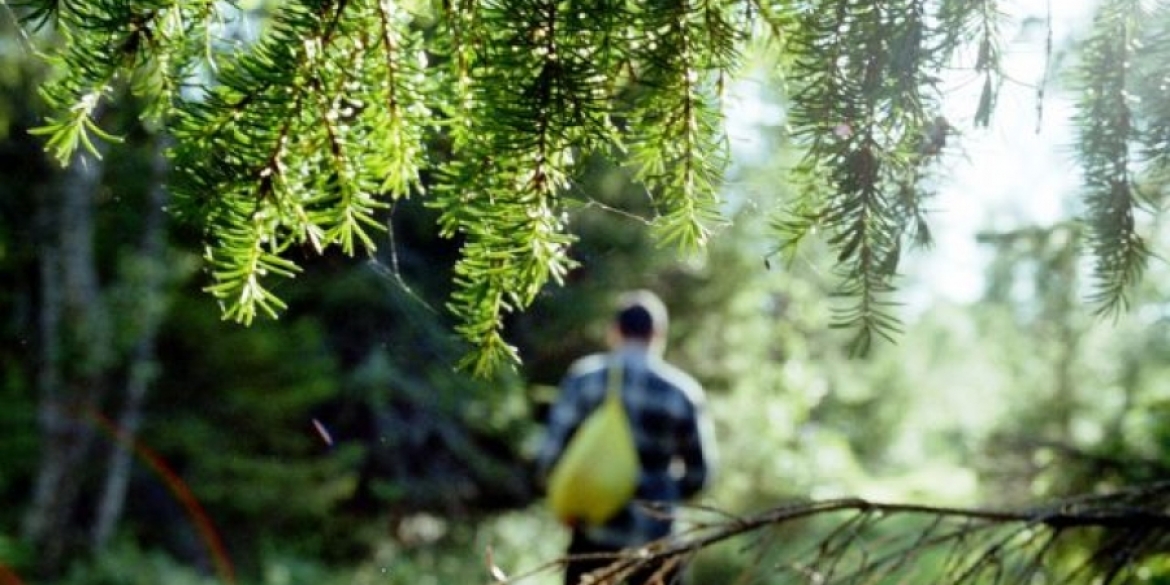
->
[91,139,171,552]
[23,152,111,577]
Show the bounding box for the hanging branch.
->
[781,0,947,355]
[170,1,348,323]
[169,0,435,324]
[624,0,738,250]
[1073,0,1148,317]
[430,0,615,373]
[17,0,1170,370]
[936,0,1004,127]
[29,0,219,164]
[1130,4,1170,207]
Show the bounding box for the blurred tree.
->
[973,221,1170,498]
[21,117,114,577]
[10,99,186,575]
[89,133,173,553]
[0,16,54,573]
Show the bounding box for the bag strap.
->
[606,357,623,400]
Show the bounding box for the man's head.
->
[611,290,668,351]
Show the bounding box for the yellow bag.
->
[547,363,639,526]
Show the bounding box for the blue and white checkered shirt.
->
[538,344,716,547]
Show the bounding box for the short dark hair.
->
[614,290,668,340]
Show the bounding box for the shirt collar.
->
[613,342,660,363]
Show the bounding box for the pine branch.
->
[937,0,1005,127]
[431,0,645,372]
[625,0,736,250]
[371,0,430,198]
[23,0,1167,372]
[1131,3,1170,201]
[167,0,442,324]
[781,0,944,354]
[203,218,300,325]
[1073,0,1149,317]
[30,0,220,164]
[743,0,798,48]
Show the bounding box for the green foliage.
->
[623,0,737,250]
[56,540,220,585]
[937,0,1005,128]
[10,2,1170,578]
[145,301,355,566]
[775,0,972,354]
[16,0,1170,365]
[24,0,213,163]
[168,0,429,324]
[17,0,738,372]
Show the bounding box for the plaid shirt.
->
[538,344,716,547]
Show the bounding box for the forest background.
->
[3,0,1170,583]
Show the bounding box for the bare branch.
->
[495,483,1170,585]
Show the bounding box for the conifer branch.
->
[203,218,300,325]
[1132,13,1170,187]
[626,0,733,250]
[172,0,387,323]
[29,0,220,163]
[782,1,943,353]
[373,0,428,198]
[21,0,1169,370]
[435,0,604,373]
[937,0,1004,127]
[1073,0,1148,317]
[744,0,797,46]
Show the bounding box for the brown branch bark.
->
[494,482,1170,585]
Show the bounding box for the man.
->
[538,290,717,585]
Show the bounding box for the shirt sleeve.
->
[676,389,716,499]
